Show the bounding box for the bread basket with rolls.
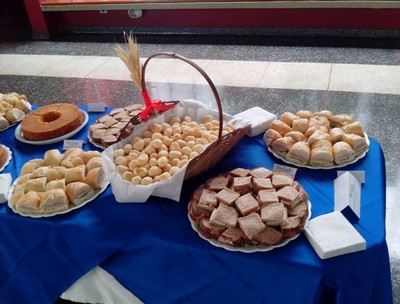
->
[102,38,250,203]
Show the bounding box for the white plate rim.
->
[14,110,89,145]
[88,133,106,150]
[7,178,110,218]
[0,144,12,172]
[188,201,312,253]
[267,133,370,170]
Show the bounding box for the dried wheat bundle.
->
[115,33,143,91]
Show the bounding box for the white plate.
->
[189,201,311,253]
[7,178,110,218]
[0,145,12,172]
[0,102,32,133]
[267,134,370,170]
[14,110,89,145]
[88,133,106,150]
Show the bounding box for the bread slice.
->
[260,202,288,226]
[252,226,283,245]
[216,187,240,206]
[217,227,245,247]
[257,189,279,205]
[234,192,260,216]
[198,188,218,212]
[237,213,266,240]
[288,201,309,222]
[252,178,273,191]
[230,168,250,177]
[198,218,226,239]
[209,203,238,228]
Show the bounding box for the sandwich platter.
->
[7,178,109,218]
[267,134,370,170]
[189,201,311,253]
[188,167,312,253]
[15,110,88,145]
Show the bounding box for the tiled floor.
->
[0,39,399,303]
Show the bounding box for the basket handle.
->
[141,52,223,139]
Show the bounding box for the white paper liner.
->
[101,99,249,203]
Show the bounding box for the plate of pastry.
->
[7,148,109,218]
[15,108,88,145]
[264,110,370,169]
[188,167,311,253]
[0,93,31,132]
[0,144,12,172]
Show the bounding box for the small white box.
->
[304,211,366,259]
[234,107,276,137]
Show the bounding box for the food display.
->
[8,148,108,217]
[0,92,31,131]
[20,103,84,141]
[264,110,369,168]
[188,167,310,252]
[88,104,144,148]
[112,115,235,186]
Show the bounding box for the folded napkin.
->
[304,211,366,259]
[234,107,276,137]
[0,173,12,204]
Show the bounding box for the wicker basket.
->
[140,52,250,181]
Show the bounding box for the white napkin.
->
[0,173,11,204]
[234,107,276,137]
[304,211,366,259]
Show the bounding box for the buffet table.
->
[0,105,393,303]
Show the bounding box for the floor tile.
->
[259,62,332,90]
[197,60,269,88]
[329,64,400,94]
[41,55,111,78]
[0,54,27,72]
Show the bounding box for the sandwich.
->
[40,189,69,213]
[291,118,308,133]
[237,213,266,240]
[85,156,103,172]
[15,191,41,214]
[232,176,252,194]
[43,149,63,166]
[252,226,283,245]
[84,167,105,190]
[271,172,293,188]
[206,175,230,191]
[269,119,292,136]
[329,127,345,143]
[314,110,333,119]
[330,114,355,127]
[234,192,260,216]
[286,141,311,166]
[65,165,86,184]
[276,186,302,209]
[342,121,365,137]
[271,136,296,158]
[29,166,50,179]
[281,216,302,238]
[284,131,305,142]
[341,133,368,154]
[45,178,66,191]
[309,140,334,167]
[279,112,297,127]
[332,141,356,165]
[260,202,288,226]
[217,227,246,247]
[263,128,282,145]
[65,182,95,206]
[25,176,47,193]
[252,177,273,191]
[209,202,239,228]
[249,167,273,179]
[216,188,240,206]
[46,166,67,181]
[307,129,333,145]
[257,189,279,204]
[295,110,314,119]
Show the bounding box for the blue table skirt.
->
[0,106,393,303]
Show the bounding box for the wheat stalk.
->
[115,33,143,91]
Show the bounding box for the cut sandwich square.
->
[271,173,293,188]
[261,202,288,226]
[232,176,252,193]
[237,213,266,240]
[257,189,279,205]
[209,202,239,228]
[235,193,260,216]
[253,177,273,191]
[207,175,230,191]
[216,188,240,206]
[249,167,273,178]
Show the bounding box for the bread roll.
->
[307,129,333,145]
[291,118,308,133]
[45,178,66,191]
[286,142,311,166]
[65,165,86,184]
[280,112,297,127]
[25,177,47,192]
[43,149,63,166]
[295,110,313,119]
[309,140,334,167]
[20,162,40,175]
[81,150,101,164]
[329,127,345,142]
[342,121,364,137]
[284,131,305,142]
[332,141,356,165]
[341,133,368,154]
[65,182,94,206]
[84,167,105,190]
[86,156,102,172]
[29,166,50,179]
[269,120,292,136]
[314,110,333,119]
[61,155,85,168]
[263,129,282,145]
[15,191,41,214]
[46,166,67,181]
[330,114,355,127]
[40,189,69,213]
[271,137,296,158]
[0,116,10,130]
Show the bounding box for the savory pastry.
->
[269,120,292,135]
[271,136,296,157]
[291,118,309,133]
[84,167,105,190]
[65,165,86,184]
[43,149,63,166]
[279,112,297,127]
[24,177,47,193]
[21,103,84,141]
[15,191,42,214]
[329,127,345,143]
[307,129,333,145]
[341,133,368,154]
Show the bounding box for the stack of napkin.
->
[234,107,276,137]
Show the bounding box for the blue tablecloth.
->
[0,106,393,303]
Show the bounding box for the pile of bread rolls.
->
[113,115,235,186]
[264,110,369,167]
[0,92,31,131]
[9,148,106,216]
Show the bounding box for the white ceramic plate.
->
[7,179,110,218]
[14,110,89,145]
[267,134,370,170]
[0,145,12,172]
[188,201,311,253]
